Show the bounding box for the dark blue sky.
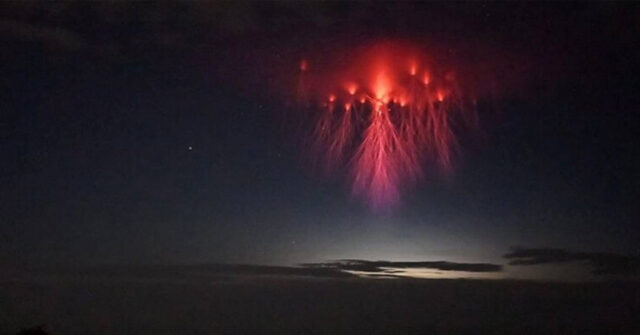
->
[1,2,638,280]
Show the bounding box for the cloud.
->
[12,260,504,283]
[301,259,503,273]
[504,248,640,276]
[0,2,329,51]
[12,264,357,281]
[184,264,357,278]
[0,19,83,50]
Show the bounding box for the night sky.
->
[1,2,639,280]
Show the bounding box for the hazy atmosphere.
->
[1,2,639,334]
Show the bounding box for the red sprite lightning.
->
[296,42,474,210]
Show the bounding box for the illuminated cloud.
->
[302,259,503,279]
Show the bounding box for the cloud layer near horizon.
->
[302,259,503,274]
[505,248,640,277]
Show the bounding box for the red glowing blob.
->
[422,73,430,85]
[410,61,417,76]
[345,82,358,95]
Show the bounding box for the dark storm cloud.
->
[505,248,640,276]
[14,264,357,281]
[14,261,503,282]
[0,19,83,50]
[172,264,357,278]
[0,2,330,49]
[302,259,503,273]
